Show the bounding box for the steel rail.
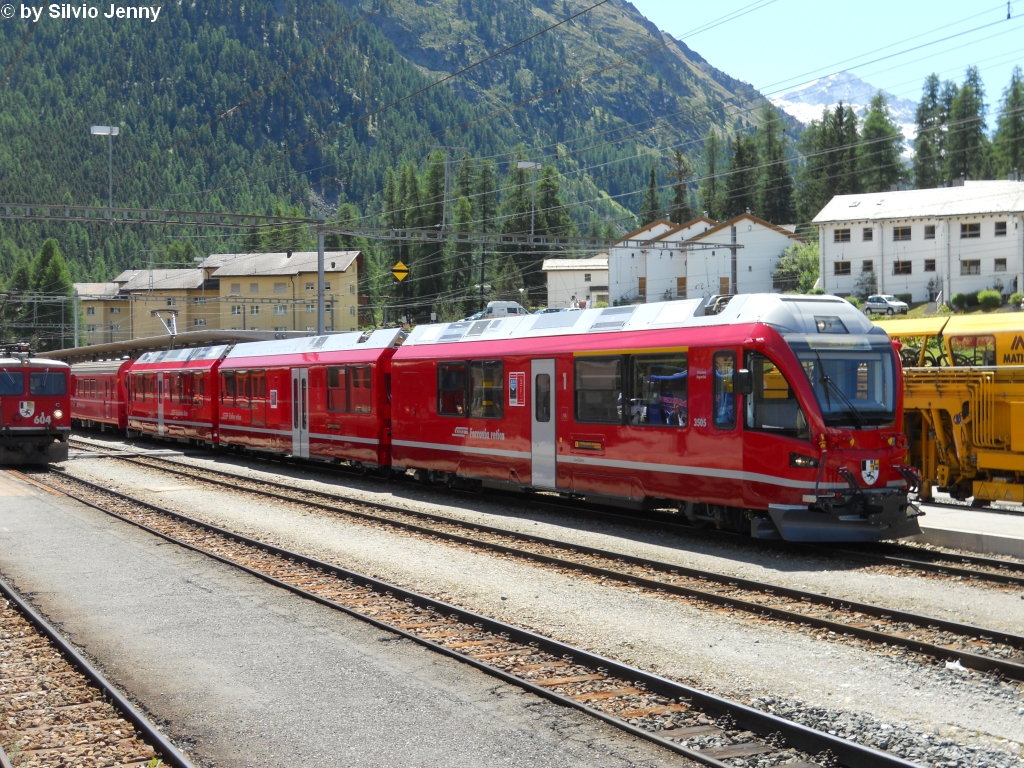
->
[29,468,920,768]
[64,447,1024,680]
[67,436,1024,586]
[0,571,196,768]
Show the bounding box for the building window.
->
[194,318,207,327]
[575,357,622,424]
[305,282,315,291]
[274,282,287,294]
[862,260,873,273]
[249,283,259,294]
[231,305,242,315]
[638,277,646,297]
[349,306,356,316]
[676,277,687,297]
[995,221,1007,236]
[109,307,120,314]
[833,228,851,243]
[274,326,287,332]
[249,305,260,315]
[86,306,95,315]
[194,297,206,305]
[893,260,912,275]
[584,273,592,282]
[862,228,873,242]
[306,304,316,313]
[924,259,936,272]
[995,258,1007,272]
[834,261,851,276]
[924,225,936,239]
[893,226,911,241]
[324,282,331,290]
[961,260,981,275]
[166,297,176,306]
[274,304,287,315]
[86,324,97,332]
[230,283,241,295]
[349,284,356,294]
[961,223,980,239]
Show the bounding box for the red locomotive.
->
[1,343,71,464]
[70,295,921,542]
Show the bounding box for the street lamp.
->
[517,161,542,237]
[90,125,120,209]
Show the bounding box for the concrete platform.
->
[910,502,1024,559]
[0,472,684,768]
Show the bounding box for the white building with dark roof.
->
[813,180,1024,302]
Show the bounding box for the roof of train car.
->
[0,357,70,369]
[399,294,877,352]
[70,359,133,375]
[133,345,230,368]
[222,328,404,363]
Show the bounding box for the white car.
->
[864,294,909,315]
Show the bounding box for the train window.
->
[438,363,468,416]
[574,357,622,424]
[746,355,808,439]
[712,352,736,430]
[470,361,504,419]
[222,372,237,405]
[351,366,372,414]
[0,370,23,395]
[327,367,349,412]
[535,373,551,423]
[29,372,67,396]
[630,354,688,427]
[105,381,110,399]
[949,335,996,367]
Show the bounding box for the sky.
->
[628,0,1024,117]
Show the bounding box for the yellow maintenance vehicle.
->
[874,313,1024,505]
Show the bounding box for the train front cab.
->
[393,295,919,543]
[127,345,227,444]
[0,354,71,464]
[216,330,402,467]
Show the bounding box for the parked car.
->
[864,294,909,315]
[533,307,568,314]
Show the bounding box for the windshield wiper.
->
[813,350,866,429]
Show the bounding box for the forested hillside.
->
[0,0,779,286]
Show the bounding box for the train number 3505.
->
[692,417,707,427]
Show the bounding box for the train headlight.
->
[53,409,63,420]
[790,452,819,468]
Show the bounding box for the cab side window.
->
[712,352,736,430]
[746,354,808,439]
[630,353,688,427]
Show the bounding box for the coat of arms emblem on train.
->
[18,401,34,418]
[860,459,880,485]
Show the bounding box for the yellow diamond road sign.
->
[392,261,409,281]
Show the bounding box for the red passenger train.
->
[71,358,132,432]
[1,343,71,464]
[71,294,921,542]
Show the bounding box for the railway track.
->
[68,435,1024,588]
[63,443,1024,681]
[15,467,921,768]
[0,565,194,768]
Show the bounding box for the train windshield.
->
[787,336,896,428]
[29,371,67,396]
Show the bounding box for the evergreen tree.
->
[500,150,537,289]
[668,149,694,224]
[945,66,989,181]
[913,74,946,188]
[722,133,758,219]
[757,103,793,224]
[476,160,499,232]
[698,129,723,219]
[536,166,575,236]
[446,195,476,317]
[29,239,74,351]
[994,66,1024,178]
[456,154,476,208]
[858,92,905,193]
[796,103,860,222]
[640,165,661,225]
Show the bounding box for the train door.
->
[530,359,556,489]
[157,372,165,436]
[291,368,309,458]
[104,379,111,420]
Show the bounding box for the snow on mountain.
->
[772,72,918,150]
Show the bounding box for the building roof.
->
[73,282,121,298]
[813,180,1024,224]
[203,251,359,277]
[113,269,206,292]
[651,216,719,241]
[542,256,609,272]
[614,219,677,243]
[687,213,807,243]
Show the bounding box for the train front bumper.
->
[756,489,923,542]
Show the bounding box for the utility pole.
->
[317,213,326,335]
[517,161,542,237]
[90,126,119,209]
